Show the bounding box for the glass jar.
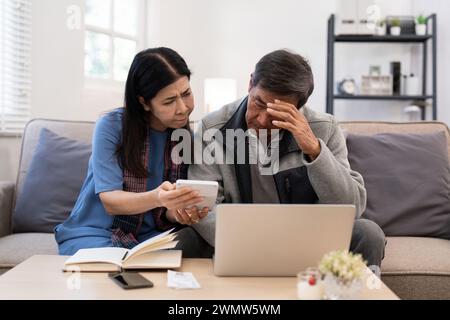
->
[297,268,324,300]
[323,273,363,300]
[403,105,422,121]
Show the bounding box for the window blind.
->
[0,0,32,134]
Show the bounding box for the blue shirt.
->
[55,108,167,252]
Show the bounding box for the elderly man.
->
[188,49,385,267]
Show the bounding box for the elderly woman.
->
[55,48,212,258]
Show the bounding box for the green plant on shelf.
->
[416,15,427,25]
[391,18,401,27]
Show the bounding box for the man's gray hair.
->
[251,49,314,108]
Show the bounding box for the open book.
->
[63,229,182,272]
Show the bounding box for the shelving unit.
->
[326,14,437,120]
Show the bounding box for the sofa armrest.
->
[0,182,14,237]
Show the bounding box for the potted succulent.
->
[318,250,366,300]
[375,19,386,36]
[416,15,427,35]
[390,18,401,36]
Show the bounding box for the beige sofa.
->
[339,121,450,300]
[0,119,449,299]
[0,119,93,275]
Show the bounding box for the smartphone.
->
[109,271,154,290]
[175,179,219,209]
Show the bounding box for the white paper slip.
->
[167,270,201,289]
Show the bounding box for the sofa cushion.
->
[0,233,58,268]
[13,128,91,233]
[347,131,450,239]
[381,236,450,275]
[16,119,94,206]
[381,236,450,300]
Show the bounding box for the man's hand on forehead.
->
[266,99,321,161]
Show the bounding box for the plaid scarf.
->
[111,129,188,249]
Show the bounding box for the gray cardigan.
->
[189,97,366,246]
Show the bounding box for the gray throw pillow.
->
[347,131,450,239]
[13,128,91,233]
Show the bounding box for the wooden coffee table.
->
[0,255,399,300]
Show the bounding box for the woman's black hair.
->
[117,47,191,178]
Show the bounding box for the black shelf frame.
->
[334,94,433,100]
[335,35,432,42]
[326,14,437,120]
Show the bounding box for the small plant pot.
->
[415,24,427,35]
[390,26,401,36]
[375,25,386,36]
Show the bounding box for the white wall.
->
[158,0,337,121]
[32,0,124,121]
[158,0,448,123]
[24,0,448,124]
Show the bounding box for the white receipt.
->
[167,270,201,289]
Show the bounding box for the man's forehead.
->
[252,86,297,104]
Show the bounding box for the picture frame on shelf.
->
[360,75,393,96]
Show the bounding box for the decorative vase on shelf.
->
[415,24,427,35]
[375,19,386,36]
[415,15,427,36]
[323,274,363,300]
[375,25,386,36]
[390,26,401,36]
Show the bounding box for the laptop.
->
[213,204,355,276]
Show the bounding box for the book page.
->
[65,247,128,267]
[127,236,178,258]
[125,228,177,261]
[133,240,179,255]
[123,250,182,269]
